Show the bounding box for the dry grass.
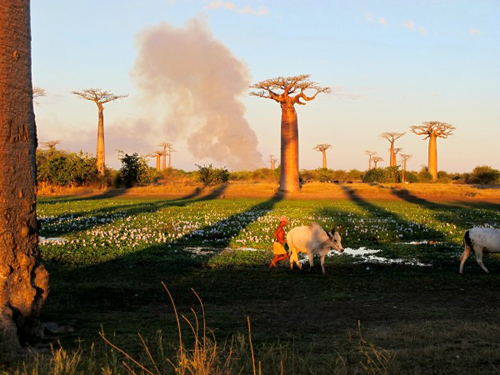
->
[38,181,500,202]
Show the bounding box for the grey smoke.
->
[132,17,263,170]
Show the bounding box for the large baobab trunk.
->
[428,133,438,180]
[96,103,105,175]
[280,103,300,192]
[0,0,49,352]
[322,151,327,169]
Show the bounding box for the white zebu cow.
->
[287,222,344,274]
[459,227,500,274]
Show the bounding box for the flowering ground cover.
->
[30,191,500,374]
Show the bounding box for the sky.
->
[31,0,500,172]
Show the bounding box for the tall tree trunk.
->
[0,0,49,352]
[390,142,396,167]
[280,103,300,193]
[162,148,166,171]
[96,104,105,176]
[368,157,371,170]
[168,152,171,168]
[428,133,438,180]
[156,155,160,171]
[322,151,327,169]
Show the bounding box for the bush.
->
[196,164,229,186]
[417,167,433,182]
[363,167,401,183]
[37,149,99,186]
[118,152,159,187]
[468,166,500,185]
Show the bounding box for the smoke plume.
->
[132,18,263,170]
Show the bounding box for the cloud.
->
[131,17,263,170]
[364,12,374,22]
[206,0,268,16]
[330,86,365,100]
[402,20,415,31]
[379,16,388,26]
[418,26,427,35]
[469,28,481,36]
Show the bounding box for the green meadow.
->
[7,188,500,374]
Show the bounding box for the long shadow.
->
[42,192,285,345]
[39,185,229,237]
[338,184,445,243]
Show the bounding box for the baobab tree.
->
[269,155,278,170]
[158,142,173,171]
[314,144,332,169]
[0,0,49,352]
[372,156,384,169]
[166,144,175,169]
[33,86,45,105]
[380,132,405,167]
[400,154,412,184]
[250,75,331,193]
[365,150,377,170]
[410,121,455,180]
[151,151,163,171]
[41,140,61,154]
[72,88,127,176]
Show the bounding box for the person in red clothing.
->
[269,216,289,268]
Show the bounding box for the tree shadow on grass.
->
[39,185,230,238]
[337,184,445,244]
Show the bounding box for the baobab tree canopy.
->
[72,88,128,104]
[410,121,455,139]
[250,75,331,105]
[250,75,330,192]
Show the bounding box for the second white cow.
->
[287,222,344,274]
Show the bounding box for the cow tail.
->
[464,230,474,253]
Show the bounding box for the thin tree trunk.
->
[322,151,327,169]
[428,133,438,180]
[156,155,160,171]
[168,152,171,168]
[162,147,166,171]
[0,0,49,352]
[280,103,300,193]
[368,157,371,170]
[390,141,396,167]
[96,104,105,176]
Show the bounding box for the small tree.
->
[364,150,377,170]
[399,154,412,184]
[313,144,332,169]
[196,164,229,186]
[410,121,455,180]
[118,152,153,187]
[380,132,405,167]
[372,156,384,169]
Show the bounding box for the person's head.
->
[279,216,288,226]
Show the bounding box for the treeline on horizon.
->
[36,148,500,189]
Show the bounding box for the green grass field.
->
[5,187,500,374]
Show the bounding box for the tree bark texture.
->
[280,104,300,193]
[162,148,166,171]
[428,133,438,180]
[0,0,49,352]
[96,104,105,176]
[156,155,161,171]
[322,151,327,169]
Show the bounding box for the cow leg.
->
[320,255,326,274]
[475,248,489,273]
[459,244,471,274]
[307,253,314,269]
